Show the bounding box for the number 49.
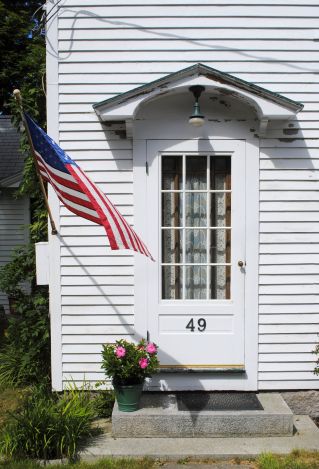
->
[186,318,206,332]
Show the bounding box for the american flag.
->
[25,113,153,260]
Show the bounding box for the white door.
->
[146,140,246,371]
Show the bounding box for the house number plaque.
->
[186,318,207,332]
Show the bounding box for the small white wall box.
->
[35,242,49,285]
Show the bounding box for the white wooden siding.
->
[51,0,319,388]
[0,191,29,312]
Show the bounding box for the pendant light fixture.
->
[188,85,205,127]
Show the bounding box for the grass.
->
[0,452,318,469]
[0,458,156,468]
[258,450,319,469]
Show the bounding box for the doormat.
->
[176,392,264,411]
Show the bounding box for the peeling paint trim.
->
[93,63,304,114]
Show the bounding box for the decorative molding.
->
[259,118,269,137]
[125,119,133,138]
[94,63,303,128]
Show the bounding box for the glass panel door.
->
[144,139,245,373]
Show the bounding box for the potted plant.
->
[101,338,159,412]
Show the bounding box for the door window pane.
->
[210,229,231,264]
[185,266,207,299]
[210,155,231,190]
[162,266,182,299]
[186,192,207,227]
[162,155,182,190]
[210,265,231,299]
[185,229,207,263]
[186,155,207,190]
[162,229,183,264]
[210,193,231,227]
[162,192,183,227]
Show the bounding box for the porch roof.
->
[93,63,303,127]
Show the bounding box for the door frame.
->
[133,138,259,390]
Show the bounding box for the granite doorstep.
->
[112,392,293,438]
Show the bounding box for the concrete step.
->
[112,392,293,438]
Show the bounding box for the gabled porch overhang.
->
[93,63,303,137]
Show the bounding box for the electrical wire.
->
[44,0,64,25]
[29,0,63,37]
[31,3,45,22]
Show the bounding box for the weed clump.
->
[0,384,95,461]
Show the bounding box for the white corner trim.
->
[133,139,149,342]
[244,138,260,391]
[46,8,63,392]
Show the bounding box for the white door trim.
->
[133,138,259,390]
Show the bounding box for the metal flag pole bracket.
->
[13,89,58,235]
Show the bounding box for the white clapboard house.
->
[43,0,319,391]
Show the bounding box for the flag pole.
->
[13,89,57,235]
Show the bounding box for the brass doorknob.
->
[238,260,244,267]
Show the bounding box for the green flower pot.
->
[113,382,144,412]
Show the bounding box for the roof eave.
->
[93,63,303,116]
[0,172,23,188]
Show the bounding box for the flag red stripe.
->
[88,172,153,258]
[110,201,145,255]
[62,200,101,224]
[104,195,144,253]
[82,172,132,250]
[86,173,140,252]
[67,165,121,250]
[37,156,82,192]
[52,187,101,224]
[50,178,94,210]
[76,166,129,250]
[84,170,138,252]
[38,158,97,211]
[39,167,101,223]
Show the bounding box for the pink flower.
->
[139,358,149,369]
[115,346,126,358]
[146,342,157,354]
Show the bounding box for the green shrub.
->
[0,305,7,342]
[0,243,50,388]
[92,390,115,418]
[0,345,24,388]
[0,291,50,388]
[0,246,35,300]
[0,384,95,460]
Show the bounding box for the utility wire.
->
[44,0,64,25]
[29,0,63,37]
[31,3,45,21]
